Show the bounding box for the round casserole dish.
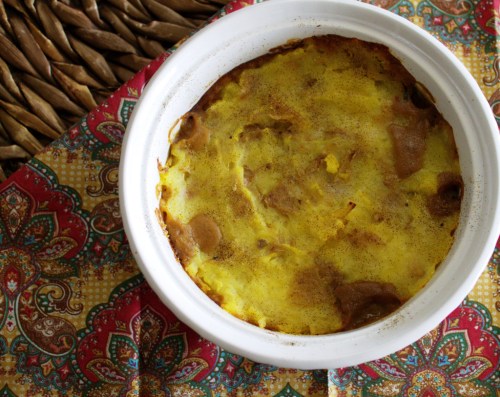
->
[119,0,500,369]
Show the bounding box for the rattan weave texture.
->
[0,0,229,180]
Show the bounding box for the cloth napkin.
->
[0,0,497,396]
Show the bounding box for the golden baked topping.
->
[158,35,462,335]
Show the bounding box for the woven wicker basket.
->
[0,0,229,180]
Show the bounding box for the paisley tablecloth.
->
[0,0,497,396]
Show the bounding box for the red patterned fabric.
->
[0,0,498,396]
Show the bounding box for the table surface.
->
[0,0,498,396]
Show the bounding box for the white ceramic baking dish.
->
[119,0,500,369]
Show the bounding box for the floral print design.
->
[329,299,500,396]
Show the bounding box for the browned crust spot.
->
[174,112,210,150]
[290,263,343,307]
[262,183,301,216]
[427,172,463,217]
[166,217,195,264]
[334,281,402,330]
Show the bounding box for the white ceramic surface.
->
[119,0,500,369]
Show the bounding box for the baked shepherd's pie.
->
[157,35,463,335]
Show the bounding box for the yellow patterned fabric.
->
[0,1,497,396]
